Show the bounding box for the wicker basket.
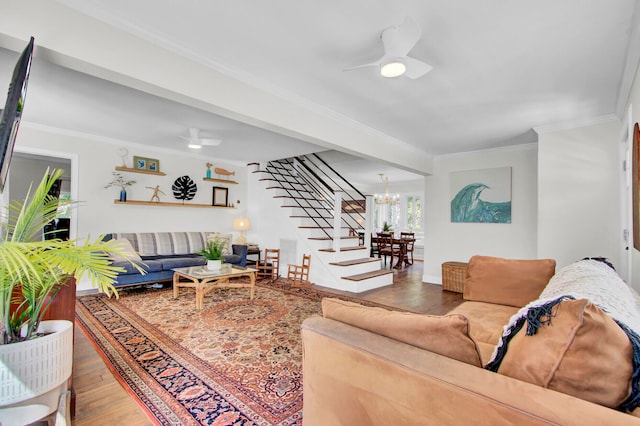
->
[442,261,468,293]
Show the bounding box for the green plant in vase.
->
[1,169,142,344]
[105,171,136,202]
[198,239,225,270]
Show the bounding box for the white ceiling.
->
[2,0,639,185]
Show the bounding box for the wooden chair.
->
[256,248,280,281]
[287,254,311,287]
[378,235,401,267]
[400,232,415,265]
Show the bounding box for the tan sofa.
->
[301,256,640,425]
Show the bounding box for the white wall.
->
[14,124,247,291]
[423,144,538,283]
[537,118,621,271]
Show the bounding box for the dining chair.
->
[378,235,401,267]
[287,254,311,287]
[400,232,416,265]
[256,248,280,282]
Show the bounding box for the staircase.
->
[250,154,393,292]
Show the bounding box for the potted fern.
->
[0,168,142,407]
[199,239,225,271]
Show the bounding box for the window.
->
[406,195,422,232]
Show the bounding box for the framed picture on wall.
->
[133,156,160,172]
[450,167,512,223]
[213,186,228,207]
[133,156,146,171]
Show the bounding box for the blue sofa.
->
[105,231,248,287]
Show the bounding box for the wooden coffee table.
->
[172,265,257,310]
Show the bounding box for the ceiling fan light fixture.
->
[188,143,202,149]
[381,60,406,78]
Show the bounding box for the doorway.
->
[5,148,77,241]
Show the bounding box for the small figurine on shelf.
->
[206,162,212,179]
[118,147,129,168]
[146,185,165,203]
[215,167,235,179]
[105,171,136,202]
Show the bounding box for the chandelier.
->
[374,174,400,205]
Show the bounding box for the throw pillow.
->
[109,238,141,262]
[322,298,482,367]
[463,255,556,307]
[487,297,633,409]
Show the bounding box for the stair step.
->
[318,246,366,253]
[342,269,394,281]
[282,205,331,210]
[298,225,349,229]
[273,195,323,201]
[267,186,313,193]
[308,236,358,240]
[290,215,333,219]
[329,258,379,267]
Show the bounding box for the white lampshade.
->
[233,217,251,244]
[233,217,251,231]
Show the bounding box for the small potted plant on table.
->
[199,239,225,271]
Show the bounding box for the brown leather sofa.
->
[301,256,640,425]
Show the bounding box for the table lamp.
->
[233,217,251,244]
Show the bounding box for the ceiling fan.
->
[182,127,222,149]
[345,17,433,79]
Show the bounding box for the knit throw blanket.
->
[485,260,640,412]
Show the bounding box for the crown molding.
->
[533,114,618,135]
[434,142,537,161]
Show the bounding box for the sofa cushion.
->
[160,256,207,270]
[463,255,556,307]
[490,298,633,409]
[322,298,482,367]
[207,232,232,255]
[112,259,163,275]
[109,238,141,263]
[447,301,518,347]
[111,232,214,256]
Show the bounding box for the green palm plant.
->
[0,168,142,344]
[198,239,225,261]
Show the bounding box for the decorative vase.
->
[0,320,73,407]
[119,190,127,202]
[206,169,211,179]
[207,259,222,271]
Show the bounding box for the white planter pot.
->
[0,320,73,406]
[207,259,222,271]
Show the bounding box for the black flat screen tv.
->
[0,36,34,193]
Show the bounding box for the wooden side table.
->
[247,245,260,261]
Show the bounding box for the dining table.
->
[372,236,415,269]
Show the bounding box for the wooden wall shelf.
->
[115,166,166,176]
[114,200,235,209]
[203,177,238,184]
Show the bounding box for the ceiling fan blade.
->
[343,55,385,72]
[381,16,421,57]
[403,56,433,79]
[200,138,222,146]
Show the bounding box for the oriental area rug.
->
[76,281,324,425]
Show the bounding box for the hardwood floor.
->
[71,261,463,424]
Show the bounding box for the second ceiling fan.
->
[345,17,433,79]
[182,127,222,149]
